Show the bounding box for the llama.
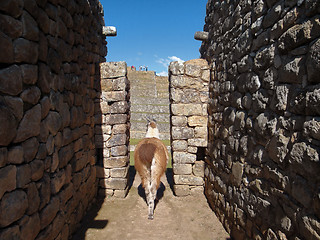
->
[134,120,169,220]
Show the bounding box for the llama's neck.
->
[145,127,160,139]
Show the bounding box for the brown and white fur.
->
[134,120,169,220]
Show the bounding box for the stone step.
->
[131,104,169,114]
[130,97,169,105]
[157,92,169,98]
[130,112,169,123]
[130,131,170,140]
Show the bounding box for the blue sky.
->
[100,0,207,76]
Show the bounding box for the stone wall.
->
[169,59,210,196]
[96,62,130,198]
[0,0,106,239]
[201,0,320,239]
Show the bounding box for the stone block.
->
[58,144,73,168]
[14,38,38,64]
[102,91,127,102]
[38,63,51,94]
[21,86,41,105]
[22,10,39,41]
[112,124,128,134]
[101,77,127,92]
[44,111,62,135]
[104,156,128,168]
[279,56,305,84]
[16,164,31,188]
[26,182,40,215]
[4,96,23,122]
[7,146,23,164]
[188,138,207,147]
[171,127,194,140]
[174,175,203,186]
[278,17,320,53]
[0,225,20,239]
[105,178,127,190]
[173,152,196,164]
[0,64,22,96]
[254,44,275,71]
[0,31,14,63]
[110,101,129,114]
[193,161,205,177]
[40,196,59,230]
[0,13,22,38]
[30,160,44,181]
[111,145,128,157]
[172,116,187,126]
[0,190,28,227]
[20,213,41,240]
[14,104,41,143]
[169,61,184,75]
[171,103,203,116]
[194,127,207,138]
[188,146,198,154]
[0,165,16,199]
[307,38,320,83]
[190,186,204,195]
[173,163,192,175]
[172,140,188,151]
[231,162,244,187]
[0,147,7,168]
[100,62,127,79]
[303,118,320,141]
[104,114,128,125]
[51,170,66,194]
[171,75,204,89]
[110,167,129,178]
[0,104,18,146]
[106,134,127,147]
[188,116,207,127]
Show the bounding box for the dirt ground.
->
[72,168,230,240]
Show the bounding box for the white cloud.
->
[156,71,168,76]
[168,56,184,63]
[155,55,184,68]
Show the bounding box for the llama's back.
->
[134,137,168,188]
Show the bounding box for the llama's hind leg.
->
[146,181,157,220]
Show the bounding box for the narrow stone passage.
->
[72,168,230,240]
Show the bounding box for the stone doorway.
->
[96,58,210,198]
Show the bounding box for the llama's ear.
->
[152,118,157,123]
[145,116,151,123]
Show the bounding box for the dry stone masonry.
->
[201,0,320,239]
[96,62,130,198]
[0,0,106,239]
[128,69,170,141]
[169,59,210,196]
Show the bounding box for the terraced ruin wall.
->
[201,0,320,239]
[0,0,106,239]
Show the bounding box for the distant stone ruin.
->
[0,0,319,240]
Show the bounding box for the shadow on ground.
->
[71,199,108,240]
